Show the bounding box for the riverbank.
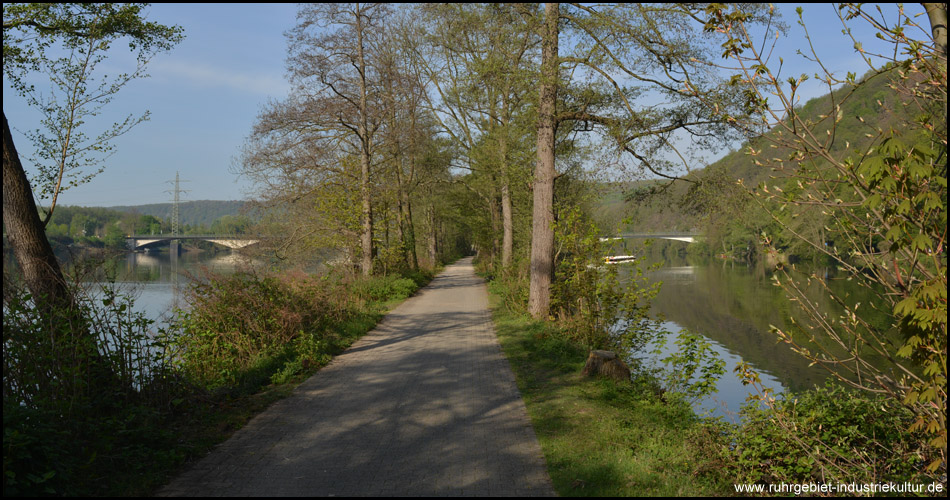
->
[485,276,942,496]
[3,266,436,496]
[487,293,731,496]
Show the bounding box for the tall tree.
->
[237,106,365,264]
[375,11,437,271]
[414,4,537,271]
[524,3,756,318]
[243,5,463,272]
[285,3,391,276]
[528,3,559,318]
[3,3,182,311]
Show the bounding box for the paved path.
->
[158,257,555,497]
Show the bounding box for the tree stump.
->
[581,350,631,383]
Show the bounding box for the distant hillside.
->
[101,200,247,228]
[590,179,701,234]
[593,67,910,238]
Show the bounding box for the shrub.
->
[727,381,926,486]
[174,269,354,389]
[2,280,184,496]
[487,272,529,315]
[350,274,420,303]
[550,207,662,353]
[401,268,435,288]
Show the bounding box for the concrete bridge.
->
[127,234,260,251]
[596,233,702,265]
[600,233,701,244]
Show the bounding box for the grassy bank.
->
[488,294,731,496]
[3,266,435,496]
[487,287,941,496]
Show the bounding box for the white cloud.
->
[152,59,288,97]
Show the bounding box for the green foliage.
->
[3,280,176,413]
[209,214,254,235]
[488,290,731,496]
[550,206,663,353]
[3,3,184,221]
[106,200,249,229]
[173,269,360,389]
[658,330,726,406]
[3,396,183,497]
[700,3,947,476]
[3,404,71,496]
[268,333,333,386]
[486,271,530,315]
[2,278,186,496]
[174,267,433,390]
[401,268,436,288]
[3,4,183,69]
[350,274,421,303]
[39,204,137,248]
[36,200,248,247]
[671,60,921,264]
[6,232,433,496]
[727,381,926,486]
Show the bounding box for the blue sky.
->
[2,3,928,207]
[4,3,298,206]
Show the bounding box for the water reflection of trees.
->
[92,251,262,283]
[636,258,896,394]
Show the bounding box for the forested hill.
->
[100,200,246,228]
[595,67,911,240]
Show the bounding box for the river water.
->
[55,245,891,422]
[627,247,895,421]
[75,249,258,327]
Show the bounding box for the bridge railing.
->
[128,234,262,239]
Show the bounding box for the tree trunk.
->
[923,3,948,122]
[394,165,408,269]
[2,111,73,312]
[359,147,374,276]
[386,68,410,271]
[404,189,419,270]
[500,132,513,269]
[489,189,501,267]
[528,3,559,319]
[924,3,948,57]
[406,108,420,270]
[501,181,513,268]
[3,110,123,407]
[356,9,374,277]
[427,202,438,267]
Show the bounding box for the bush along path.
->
[158,257,555,496]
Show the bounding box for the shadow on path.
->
[158,257,555,497]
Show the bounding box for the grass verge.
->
[488,293,731,496]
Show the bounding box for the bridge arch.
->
[601,233,702,244]
[127,235,260,251]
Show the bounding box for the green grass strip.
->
[488,294,732,496]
